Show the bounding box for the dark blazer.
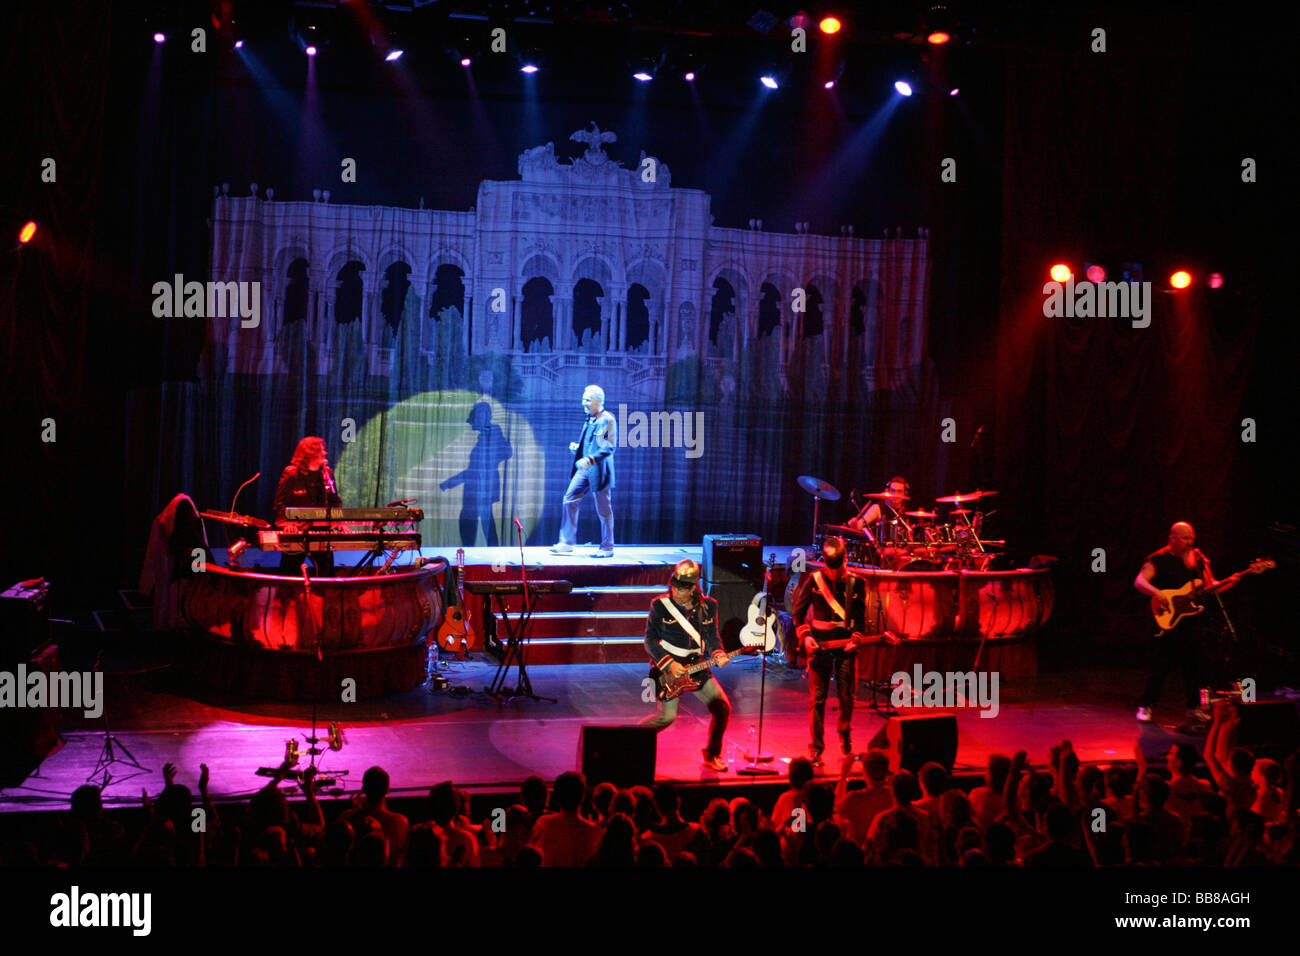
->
[572,409,617,491]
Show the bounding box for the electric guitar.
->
[436,548,470,657]
[652,645,762,702]
[1151,558,1274,631]
[807,630,902,651]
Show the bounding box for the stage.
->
[0,650,1234,813]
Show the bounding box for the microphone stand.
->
[739,559,779,775]
[224,471,261,552]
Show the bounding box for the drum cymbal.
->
[903,510,937,519]
[949,508,972,516]
[861,491,908,500]
[200,510,270,530]
[798,475,841,501]
[934,490,998,504]
[823,523,868,539]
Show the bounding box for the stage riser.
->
[461,562,675,662]
[522,639,649,665]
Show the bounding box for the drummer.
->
[849,476,913,542]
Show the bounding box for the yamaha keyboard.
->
[283,506,424,523]
[258,530,421,552]
[463,580,573,595]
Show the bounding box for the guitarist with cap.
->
[1134,521,1221,726]
[641,559,733,772]
[793,537,868,768]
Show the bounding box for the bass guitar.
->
[807,630,902,651]
[652,645,761,702]
[1151,558,1274,631]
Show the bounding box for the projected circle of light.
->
[819,17,842,35]
[153,33,165,44]
[305,45,317,57]
[684,71,695,81]
[521,63,539,74]
[1086,264,1106,283]
[1049,263,1072,283]
[760,75,778,89]
[1208,272,1224,289]
[894,80,913,96]
[19,221,37,244]
[336,390,544,548]
[1169,270,1192,289]
[927,31,951,45]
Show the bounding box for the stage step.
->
[519,636,648,665]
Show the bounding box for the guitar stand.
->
[486,585,556,703]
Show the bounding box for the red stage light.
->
[819,17,842,35]
[1169,270,1192,290]
[1085,264,1106,283]
[18,221,37,244]
[1208,272,1224,289]
[1049,263,1072,283]
[927,31,951,45]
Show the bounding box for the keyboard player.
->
[273,436,343,575]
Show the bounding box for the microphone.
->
[229,471,261,520]
[322,465,337,496]
[513,518,523,531]
[387,498,415,508]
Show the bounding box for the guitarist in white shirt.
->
[792,537,868,768]
[640,560,732,772]
[1133,521,1221,726]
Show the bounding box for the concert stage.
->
[1,643,1243,814]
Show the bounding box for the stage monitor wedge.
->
[578,725,657,788]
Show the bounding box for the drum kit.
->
[798,477,1005,571]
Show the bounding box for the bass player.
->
[792,536,868,768]
[640,560,732,772]
[1133,521,1226,726]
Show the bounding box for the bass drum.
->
[897,559,941,571]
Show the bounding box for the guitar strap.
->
[813,571,848,623]
[658,596,703,658]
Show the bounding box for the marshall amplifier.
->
[701,534,763,589]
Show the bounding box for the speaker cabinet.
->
[868,713,958,773]
[705,580,759,652]
[0,579,49,670]
[1232,700,1300,761]
[578,725,657,788]
[0,643,63,787]
[701,534,763,588]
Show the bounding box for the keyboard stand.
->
[486,582,556,703]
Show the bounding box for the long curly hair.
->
[289,436,327,472]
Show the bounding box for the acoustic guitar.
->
[436,548,470,658]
